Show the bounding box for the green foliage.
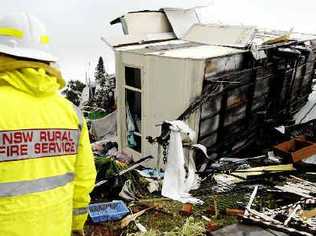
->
[95,56,107,86]
[62,80,86,106]
[94,56,116,113]
[176,217,206,236]
[128,230,158,236]
[128,217,206,236]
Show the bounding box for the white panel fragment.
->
[163,8,200,38]
[184,24,256,48]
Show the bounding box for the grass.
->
[89,169,302,235]
[124,192,244,234]
[128,217,206,236]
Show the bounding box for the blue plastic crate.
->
[88,200,130,223]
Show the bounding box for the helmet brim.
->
[0,44,57,62]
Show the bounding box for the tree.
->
[94,56,116,113]
[95,56,107,86]
[62,80,86,106]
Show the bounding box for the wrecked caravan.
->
[105,9,316,165]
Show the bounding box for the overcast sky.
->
[1,0,316,82]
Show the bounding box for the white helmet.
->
[0,13,57,62]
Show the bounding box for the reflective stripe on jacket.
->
[0,65,96,236]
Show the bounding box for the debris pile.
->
[244,184,316,236]
[84,6,316,236]
[85,114,316,235]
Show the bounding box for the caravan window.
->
[124,66,142,153]
[126,90,141,133]
[125,67,141,89]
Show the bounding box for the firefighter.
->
[0,13,96,236]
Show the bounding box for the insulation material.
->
[161,120,203,204]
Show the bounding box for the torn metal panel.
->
[163,8,200,38]
[184,24,256,48]
[125,12,172,35]
[111,11,173,35]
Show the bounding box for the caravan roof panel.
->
[146,44,246,59]
[163,8,200,38]
[184,24,256,48]
[124,12,173,35]
[116,39,246,59]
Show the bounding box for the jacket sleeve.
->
[72,118,96,231]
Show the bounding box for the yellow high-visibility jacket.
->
[0,59,96,236]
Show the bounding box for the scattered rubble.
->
[84,6,316,236]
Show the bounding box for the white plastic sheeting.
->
[161,120,203,204]
[90,111,117,140]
